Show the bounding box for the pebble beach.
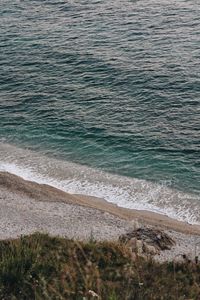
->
[1,171,200,262]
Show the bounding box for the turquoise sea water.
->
[0,0,199,223]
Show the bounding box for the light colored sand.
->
[0,187,132,241]
[1,171,200,261]
[1,171,200,235]
[155,229,200,262]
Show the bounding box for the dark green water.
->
[0,0,199,222]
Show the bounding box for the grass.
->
[0,233,200,299]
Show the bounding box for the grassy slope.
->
[0,233,200,300]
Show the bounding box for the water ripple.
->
[0,0,199,197]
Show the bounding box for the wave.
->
[0,141,199,225]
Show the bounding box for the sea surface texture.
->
[0,0,199,223]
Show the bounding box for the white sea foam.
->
[0,142,199,225]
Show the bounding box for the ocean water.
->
[0,0,199,223]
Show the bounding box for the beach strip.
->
[1,171,200,236]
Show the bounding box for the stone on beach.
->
[119,227,175,257]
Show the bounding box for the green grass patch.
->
[0,233,199,299]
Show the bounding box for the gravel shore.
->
[0,188,130,241]
[1,171,200,262]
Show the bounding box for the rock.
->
[125,237,158,257]
[119,227,175,254]
[136,240,144,256]
[143,243,159,255]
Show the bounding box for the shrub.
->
[0,233,199,300]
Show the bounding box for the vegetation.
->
[0,233,200,299]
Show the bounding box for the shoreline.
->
[1,171,200,236]
[1,140,199,226]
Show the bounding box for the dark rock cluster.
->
[119,227,175,257]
